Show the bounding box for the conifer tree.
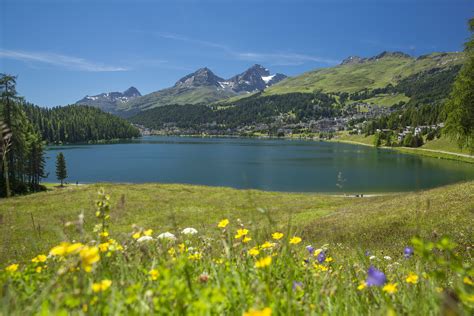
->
[55,152,67,187]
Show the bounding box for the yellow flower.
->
[383,283,398,294]
[357,282,367,291]
[272,232,284,240]
[260,241,273,249]
[31,254,47,263]
[149,269,159,281]
[243,307,272,316]
[66,243,84,255]
[49,242,70,256]
[35,266,43,273]
[406,272,419,284]
[243,236,252,243]
[144,229,153,236]
[235,228,249,239]
[255,256,272,268]
[99,231,109,238]
[218,219,229,228]
[5,264,19,273]
[168,248,176,256]
[80,246,100,272]
[188,253,202,261]
[248,247,260,256]
[178,243,187,253]
[313,263,329,271]
[325,257,333,263]
[91,279,112,293]
[132,232,141,239]
[464,276,473,286]
[289,236,302,244]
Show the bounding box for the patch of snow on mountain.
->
[261,75,275,84]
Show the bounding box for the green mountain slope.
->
[265,52,464,96]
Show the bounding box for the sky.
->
[0,0,473,107]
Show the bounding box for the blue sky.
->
[1,0,473,107]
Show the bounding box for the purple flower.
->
[306,245,315,255]
[293,281,303,291]
[365,250,371,257]
[317,251,326,263]
[404,247,414,259]
[366,266,386,286]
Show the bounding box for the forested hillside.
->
[23,104,140,143]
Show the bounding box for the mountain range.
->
[76,65,286,117]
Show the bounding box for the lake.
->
[44,136,474,192]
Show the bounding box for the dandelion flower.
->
[243,307,272,316]
[31,254,47,263]
[149,269,159,281]
[289,236,302,244]
[144,229,153,236]
[382,283,398,294]
[260,241,273,249]
[132,232,141,239]
[98,243,110,252]
[181,227,198,235]
[243,236,252,243]
[272,232,284,240]
[80,246,100,272]
[406,272,419,284]
[91,279,112,293]
[217,219,229,228]
[248,247,260,256]
[357,282,367,291]
[235,228,249,239]
[255,256,272,268]
[5,264,18,273]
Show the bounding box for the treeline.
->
[23,104,140,144]
[130,92,340,129]
[0,75,46,197]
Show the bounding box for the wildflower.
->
[369,255,376,260]
[255,256,272,268]
[366,266,387,286]
[248,247,260,256]
[99,231,109,238]
[325,257,333,263]
[383,256,392,261]
[132,232,141,239]
[406,272,419,284]
[235,228,249,239]
[149,269,159,281]
[289,236,302,244]
[404,246,414,258]
[357,282,367,291]
[182,227,198,235]
[31,254,47,263]
[91,279,112,293]
[317,251,326,263]
[5,264,19,273]
[144,229,153,236]
[243,236,252,243]
[98,243,109,252]
[293,281,303,291]
[168,248,176,256]
[137,236,154,243]
[157,232,177,241]
[306,245,315,255]
[313,263,329,271]
[382,283,398,294]
[272,232,284,240]
[178,243,187,253]
[217,219,229,228]
[243,307,272,316]
[260,241,273,249]
[188,253,202,261]
[463,277,473,286]
[36,266,43,273]
[80,246,100,272]
[49,242,70,256]
[365,250,371,256]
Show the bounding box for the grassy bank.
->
[0,182,473,314]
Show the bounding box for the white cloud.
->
[0,49,129,72]
[155,32,338,66]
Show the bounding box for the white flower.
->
[369,255,376,260]
[384,256,392,261]
[181,227,198,235]
[137,236,153,243]
[157,232,177,240]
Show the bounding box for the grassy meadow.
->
[0,181,473,314]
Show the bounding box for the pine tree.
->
[55,152,67,187]
[444,18,474,151]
